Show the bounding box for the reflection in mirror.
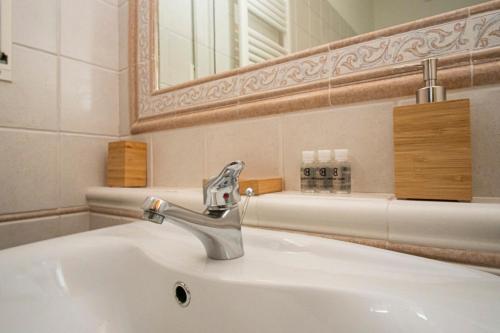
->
[157,0,487,89]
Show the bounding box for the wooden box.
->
[393,99,472,201]
[202,177,283,196]
[107,141,147,187]
[239,178,283,195]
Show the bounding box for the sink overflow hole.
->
[174,282,191,307]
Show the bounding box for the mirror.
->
[156,0,488,89]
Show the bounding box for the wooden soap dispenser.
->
[393,58,472,202]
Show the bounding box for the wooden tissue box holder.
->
[239,178,283,195]
[202,177,283,195]
[393,99,472,201]
[107,141,147,187]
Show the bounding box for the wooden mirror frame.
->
[129,0,500,134]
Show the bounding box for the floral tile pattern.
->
[134,0,500,119]
[470,10,500,49]
[329,20,471,77]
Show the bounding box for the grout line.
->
[12,42,58,56]
[203,126,208,180]
[0,126,119,139]
[59,54,120,73]
[116,4,121,139]
[149,134,154,187]
[470,50,474,86]
[56,0,62,209]
[278,116,284,180]
[59,131,120,140]
[385,197,392,243]
[279,114,288,190]
[12,43,120,74]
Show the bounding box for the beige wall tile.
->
[309,0,321,14]
[101,0,122,7]
[0,46,57,130]
[448,86,500,197]
[196,44,215,78]
[282,102,395,192]
[158,0,193,40]
[296,0,310,31]
[90,213,128,230]
[12,0,58,53]
[0,0,122,250]
[193,0,212,47]
[0,216,60,250]
[59,212,90,236]
[60,134,111,207]
[310,10,322,41]
[0,130,59,214]
[119,2,129,71]
[119,70,130,136]
[152,127,205,187]
[60,0,119,69]
[206,117,282,180]
[60,57,119,136]
[213,1,232,57]
[160,31,194,86]
[297,27,311,50]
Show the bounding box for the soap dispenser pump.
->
[416,58,446,104]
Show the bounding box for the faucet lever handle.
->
[203,160,245,211]
[240,187,254,224]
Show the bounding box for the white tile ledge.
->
[86,187,500,253]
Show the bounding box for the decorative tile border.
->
[130,0,500,133]
[330,19,469,76]
[471,10,500,49]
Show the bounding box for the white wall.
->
[327,0,374,35]
[289,0,358,52]
[0,0,124,248]
[373,0,485,30]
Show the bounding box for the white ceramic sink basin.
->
[1,221,499,333]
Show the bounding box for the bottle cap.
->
[334,149,348,161]
[317,150,331,162]
[302,150,315,163]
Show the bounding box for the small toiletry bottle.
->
[333,149,351,194]
[300,151,316,193]
[315,150,333,193]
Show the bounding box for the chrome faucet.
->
[142,161,247,260]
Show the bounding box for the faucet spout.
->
[142,161,247,260]
[142,197,243,260]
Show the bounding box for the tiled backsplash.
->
[130,84,500,198]
[0,0,130,248]
[1,0,500,253]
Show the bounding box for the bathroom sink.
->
[0,221,499,333]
